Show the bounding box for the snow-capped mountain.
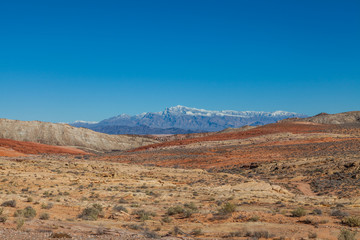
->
[70,105,306,134]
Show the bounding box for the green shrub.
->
[248,215,260,222]
[113,205,128,213]
[161,216,172,223]
[312,209,322,215]
[245,230,273,239]
[39,213,50,220]
[184,202,198,211]
[331,209,349,218]
[191,228,202,236]
[167,206,184,216]
[143,228,159,238]
[341,216,360,227]
[291,207,306,217]
[41,203,54,209]
[1,200,16,207]
[218,202,236,215]
[0,216,7,223]
[133,210,156,221]
[49,232,72,238]
[16,218,24,229]
[79,204,104,221]
[167,204,196,218]
[338,229,357,240]
[308,232,317,239]
[14,206,36,219]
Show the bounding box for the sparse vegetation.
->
[16,218,24,229]
[291,207,306,217]
[331,209,349,218]
[1,200,16,207]
[39,213,50,220]
[338,229,357,240]
[133,209,156,221]
[341,216,360,227]
[0,216,7,223]
[248,215,260,222]
[41,202,54,209]
[218,202,236,215]
[191,228,202,236]
[113,205,128,213]
[49,232,72,238]
[14,206,37,219]
[79,204,104,221]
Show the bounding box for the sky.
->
[0,0,359,122]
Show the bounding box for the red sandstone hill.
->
[0,138,89,157]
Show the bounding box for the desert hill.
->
[285,111,360,124]
[0,138,88,157]
[0,119,158,152]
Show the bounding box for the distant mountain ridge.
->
[71,105,307,134]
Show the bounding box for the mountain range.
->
[70,105,307,134]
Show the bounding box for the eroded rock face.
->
[0,119,158,152]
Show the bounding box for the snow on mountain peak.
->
[73,120,99,124]
[162,106,299,118]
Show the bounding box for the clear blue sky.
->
[1,0,359,122]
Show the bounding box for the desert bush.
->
[79,204,104,221]
[143,228,159,239]
[118,198,128,204]
[218,202,236,215]
[182,209,193,218]
[0,207,3,215]
[167,204,196,218]
[16,218,24,229]
[184,202,198,211]
[125,224,142,230]
[133,210,156,221]
[14,206,36,219]
[245,230,274,239]
[331,209,349,218]
[161,216,172,223]
[341,216,360,227]
[41,202,54,209]
[113,205,128,213]
[226,231,243,237]
[26,197,33,203]
[191,228,202,236]
[0,216,7,223]
[39,213,50,220]
[1,200,16,207]
[291,207,306,217]
[172,226,182,236]
[312,209,322,215]
[308,232,317,239]
[167,206,184,216]
[248,215,260,222]
[338,229,357,240]
[49,232,72,238]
